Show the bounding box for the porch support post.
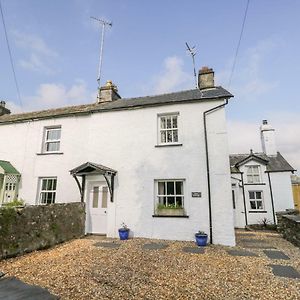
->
[81,175,86,203]
[104,173,115,202]
[73,175,85,202]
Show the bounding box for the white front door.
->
[86,181,108,234]
[232,186,246,228]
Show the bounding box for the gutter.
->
[203,98,229,244]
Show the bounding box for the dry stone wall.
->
[0,202,85,259]
[277,210,300,247]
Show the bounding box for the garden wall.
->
[277,209,300,247]
[0,202,85,259]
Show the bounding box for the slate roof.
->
[0,160,20,175]
[229,152,295,173]
[70,162,117,176]
[0,87,233,125]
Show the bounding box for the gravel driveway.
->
[0,231,299,299]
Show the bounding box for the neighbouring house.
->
[0,160,20,205]
[0,67,236,246]
[291,175,300,210]
[230,120,295,228]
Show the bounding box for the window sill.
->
[155,143,183,148]
[36,152,64,156]
[244,183,266,185]
[152,214,189,218]
[249,210,267,213]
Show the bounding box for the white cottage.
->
[0,67,236,246]
[230,120,295,227]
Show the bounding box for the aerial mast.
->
[91,16,112,99]
[185,42,197,89]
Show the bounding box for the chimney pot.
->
[198,66,214,90]
[262,120,268,125]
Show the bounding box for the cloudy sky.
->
[0,0,299,173]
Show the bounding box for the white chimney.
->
[260,120,277,156]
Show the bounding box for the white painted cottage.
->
[230,120,295,228]
[0,67,236,246]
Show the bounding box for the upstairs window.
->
[39,177,57,204]
[43,126,61,153]
[246,165,260,183]
[158,114,179,144]
[249,191,264,210]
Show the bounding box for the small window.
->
[155,180,185,216]
[249,191,264,210]
[246,166,260,183]
[39,177,57,204]
[92,186,99,208]
[158,114,179,144]
[43,127,61,153]
[102,186,108,208]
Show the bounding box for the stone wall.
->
[277,209,300,247]
[0,202,85,259]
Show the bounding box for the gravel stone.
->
[0,231,299,299]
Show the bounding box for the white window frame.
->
[246,165,261,183]
[38,177,57,205]
[155,179,185,209]
[157,113,179,145]
[248,190,264,211]
[43,126,61,153]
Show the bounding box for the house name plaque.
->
[191,192,201,198]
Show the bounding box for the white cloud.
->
[228,116,300,174]
[12,30,57,57]
[150,56,193,94]
[215,38,279,100]
[19,53,55,75]
[12,30,58,74]
[16,80,95,111]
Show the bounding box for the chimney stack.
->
[198,66,214,90]
[0,101,11,116]
[97,80,121,103]
[260,120,277,156]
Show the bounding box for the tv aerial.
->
[91,17,112,89]
[186,42,197,88]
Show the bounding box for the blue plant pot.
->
[195,234,208,246]
[118,229,129,240]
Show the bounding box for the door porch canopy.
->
[70,162,117,203]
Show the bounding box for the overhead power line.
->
[228,0,250,88]
[0,0,23,110]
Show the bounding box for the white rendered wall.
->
[269,172,294,212]
[0,99,235,246]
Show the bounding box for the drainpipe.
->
[203,98,229,244]
[267,172,276,224]
[240,172,248,226]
